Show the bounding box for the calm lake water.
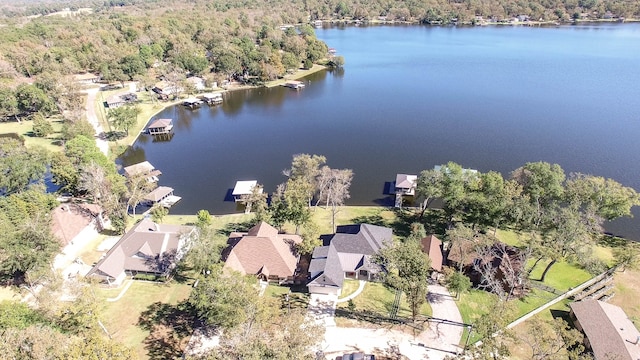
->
[120,24,640,240]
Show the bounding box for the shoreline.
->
[315,17,639,27]
[121,64,328,150]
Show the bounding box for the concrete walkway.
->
[84,87,109,156]
[336,280,365,303]
[106,280,134,302]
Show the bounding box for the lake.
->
[119,23,640,240]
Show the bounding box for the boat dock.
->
[283,80,305,90]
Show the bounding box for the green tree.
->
[416,168,443,216]
[196,209,212,228]
[189,267,263,329]
[613,242,640,272]
[151,204,168,223]
[107,105,139,135]
[522,317,585,360]
[15,83,56,116]
[376,232,431,321]
[31,112,54,137]
[0,138,50,195]
[511,162,565,228]
[565,173,640,221]
[444,268,471,300]
[0,86,18,120]
[119,54,146,80]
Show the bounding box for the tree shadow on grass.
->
[138,301,197,360]
[215,219,256,237]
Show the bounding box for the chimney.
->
[154,223,160,232]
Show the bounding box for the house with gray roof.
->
[86,218,196,285]
[307,224,392,295]
[569,299,640,360]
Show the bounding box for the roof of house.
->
[232,180,259,196]
[148,118,172,129]
[570,299,640,360]
[144,186,174,202]
[395,174,417,189]
[308,224,392,289]
[106,95,123,105]
[421,235,443,272]
[123,161,162,178]
[223,222,302,279]
[86,218,195,280]
[51,203,101,246]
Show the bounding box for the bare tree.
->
[317,168,353,232]
[473,242,528,301]
[126,171,157,217]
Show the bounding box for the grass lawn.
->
[282,206,397,237]
[335,282,432,329]
[0,118,64,151]
[528,260,592,292]
[0,287,21,302]
[263,284,310,311]
[97,280,193,359]
[610,267,640,327]
[338,279,361,300]
[77,233,111,266]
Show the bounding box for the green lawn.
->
[528,260,592,292]
[282,206,397,237]
[0,118,64,151]
[336,282,432,326]
[97,281,193,359]
[338,279,361,300]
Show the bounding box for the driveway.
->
[309,284,465,360]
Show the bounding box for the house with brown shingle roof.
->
[86,218,196,285]
[223,222,302,283]
[421,235,443,272]
[569,299,640,360]
[51,203,103,247]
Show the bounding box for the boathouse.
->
[200,93,223,105]
[232,180,262,202]
[394,173,417,207]
[183,98,203,108]
[147,119,173,135]
[143,186,181,207]
[283,80,305,90]
[123,161,161,182]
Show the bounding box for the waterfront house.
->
[186,76,205,91]
[123,161,161,182]
[152,81,182,98]
[223,222,302,283]
[307,224,392,295]
[147,118,173,135]
[569,299,640,360]
[86,218,196,285]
